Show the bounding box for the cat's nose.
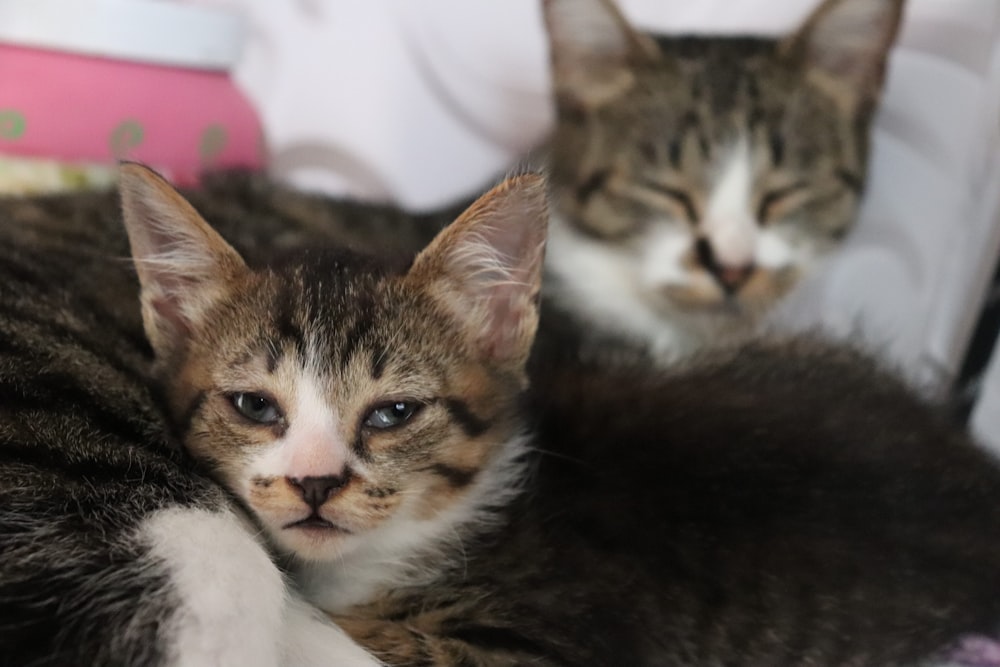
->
[715,264,755,293]
[694,238,755,294]
[287,474,350,509]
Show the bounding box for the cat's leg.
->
[141,506,287,667]
[142,506,382,667]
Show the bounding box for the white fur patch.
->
[280,597,383,667]
[280,373,349,480]
[246,374,350,484]
[757,228,795,269]
[545,213,695,358]
[298,433,531,614]
[639,226,691,288]
[704,137,757,268]
[142,507,287,667]
[143,506,380,667]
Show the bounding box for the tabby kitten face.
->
[120,165,546,564]
[543,0,904,349]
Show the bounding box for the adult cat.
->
[123,163,1000,667]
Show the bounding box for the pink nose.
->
[716,264,755,292]
[694,237,755,293]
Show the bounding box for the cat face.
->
[543,0,904,344]
[120,165,546,563]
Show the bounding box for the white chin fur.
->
[271,523,356,562]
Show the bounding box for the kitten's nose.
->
[287,474,350,509]
[695,238,755,294]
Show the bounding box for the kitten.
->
[541,0,904,357]
[0,181,381,666]
[125,163,1000,667]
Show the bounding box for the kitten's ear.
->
[119,163,248,358]
[542,0,661,110]
[408,174,548,373]
[782,0,905,106]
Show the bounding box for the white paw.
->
[142,507,287,667]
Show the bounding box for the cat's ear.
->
[542,0,661,110]
[408,174,548,372]
[782,0,905,106]
[119,163,248,358]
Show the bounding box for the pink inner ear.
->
[149,294,192,339]
[411,173,547,364]
[810,37,884,80]
[799,0,901,84]
[480,282,530,361]
[453,224,543,363]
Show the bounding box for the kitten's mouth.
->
[284,515,351,533]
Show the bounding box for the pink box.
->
[0,0,263,186]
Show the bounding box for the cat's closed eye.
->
[363,401,422,430]
[229,392,282,425]
[641,179,699,223]
[756,182,808,223]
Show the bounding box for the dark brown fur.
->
[335,339,1000,667]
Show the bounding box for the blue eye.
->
[364,402,418,430]
[230,392,281,424]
